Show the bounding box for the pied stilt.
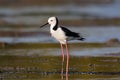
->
[40,16,85,75]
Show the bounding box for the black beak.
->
[40,23,48,28]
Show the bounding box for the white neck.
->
[50,23,56,29]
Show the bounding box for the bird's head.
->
[48,17,57,25]
[40,16,58,28]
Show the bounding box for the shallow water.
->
[0,26,120,43]
[0,47,120,56]
[0,42,120,80]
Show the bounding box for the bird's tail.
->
[78,37,85,41]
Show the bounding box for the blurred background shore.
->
[0,0,120,55]
[0,0,120,44]
[0,0,114,6]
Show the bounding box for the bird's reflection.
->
[61,61,69,80]
[61,72,69,80]
[61,60,64,80]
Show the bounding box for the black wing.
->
[60,26,80,37]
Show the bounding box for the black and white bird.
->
[40,16,85,75]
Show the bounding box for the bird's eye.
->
[50,20,53,21]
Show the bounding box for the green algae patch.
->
[0,42,111,49]
[0,55,120,79]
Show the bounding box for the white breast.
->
[50,27,67,44]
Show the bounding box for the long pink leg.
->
[65,41,70,76]
[60,43,65,62]
[60,43,65,76]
